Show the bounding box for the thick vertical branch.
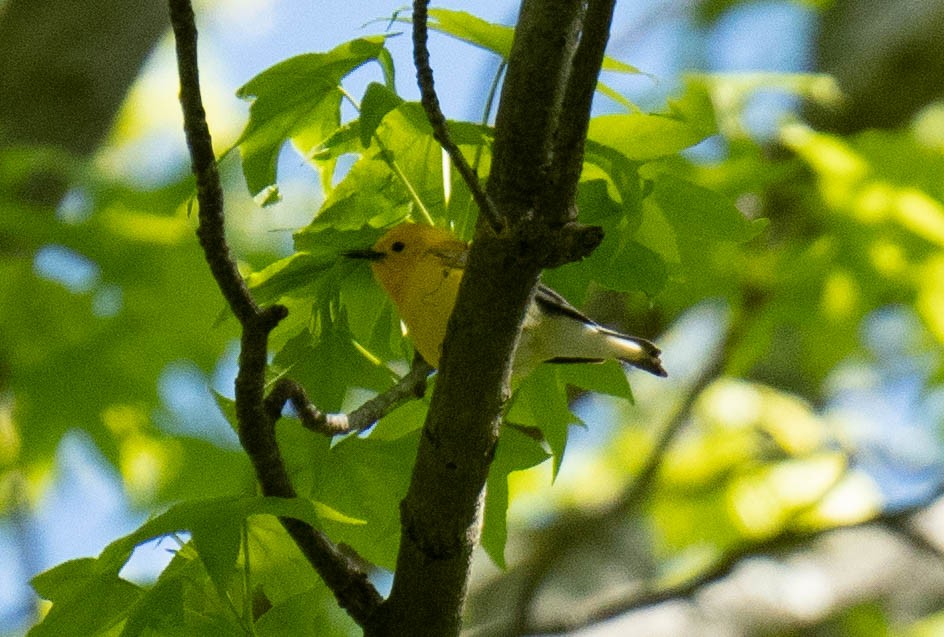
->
[487,0,584,226]
[372,1,614,635]
[540,0,618,221]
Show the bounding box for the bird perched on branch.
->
[345,222,666,381]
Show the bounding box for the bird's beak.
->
[343,248,386,261]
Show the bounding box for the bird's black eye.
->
[391,241,406,253]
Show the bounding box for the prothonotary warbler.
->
[345,223,667,381]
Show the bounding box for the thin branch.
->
[266,359,434,435]
[411,0,504,233]
[168,0,257,324]
[167,0,382,625]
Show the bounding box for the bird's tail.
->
[606,332,667,377]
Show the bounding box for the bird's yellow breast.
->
[378,255,463,367]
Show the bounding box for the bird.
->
[345,222,666,381]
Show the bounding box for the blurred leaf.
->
[588,77,717,162]
[652,173,766,244]
[0,167,239,475]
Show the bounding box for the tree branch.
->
[167,0,381,625]
[168,0,256,325]
[412,0,503,233]
[540,0,617,223]
[487,0,583,226]
[266,359,433,435]
[373,2,616,635]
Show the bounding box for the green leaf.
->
[481,426,551,567]
[271,316,395,414]
[338,263,395,351]
[29,560,142,637]
[376,46,397,90]
[296,102,490,235]
[548,178,666,299]
[31,558,101,602]
[119,544,249,637]
[306,431,422,569]
[310,118,363,163]
[588,77,718,161]
[651,173,766,244]
[596,81,638,111]
[368,396,431,440]
[255,587,357,637]
[359,82,405,148]
[583,143,644,219]
[93,496,334,580]
[301,155,412,232]
[556,359,635,402]
[422,9,641,74]
[211,391,238,436]
[426,9,514,56]
[508,366,580,476]
[246,251,339,307]
[119,557,188,637]
[588,112,712,162]
[233,37,388,200]
[247,227,391,352]
[584,234,668,297]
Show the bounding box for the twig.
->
[167,0,382,624]
[412,0,504,233]
[266,360,434,435]
[169,0,257,324]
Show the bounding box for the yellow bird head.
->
[345,223,468,307]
